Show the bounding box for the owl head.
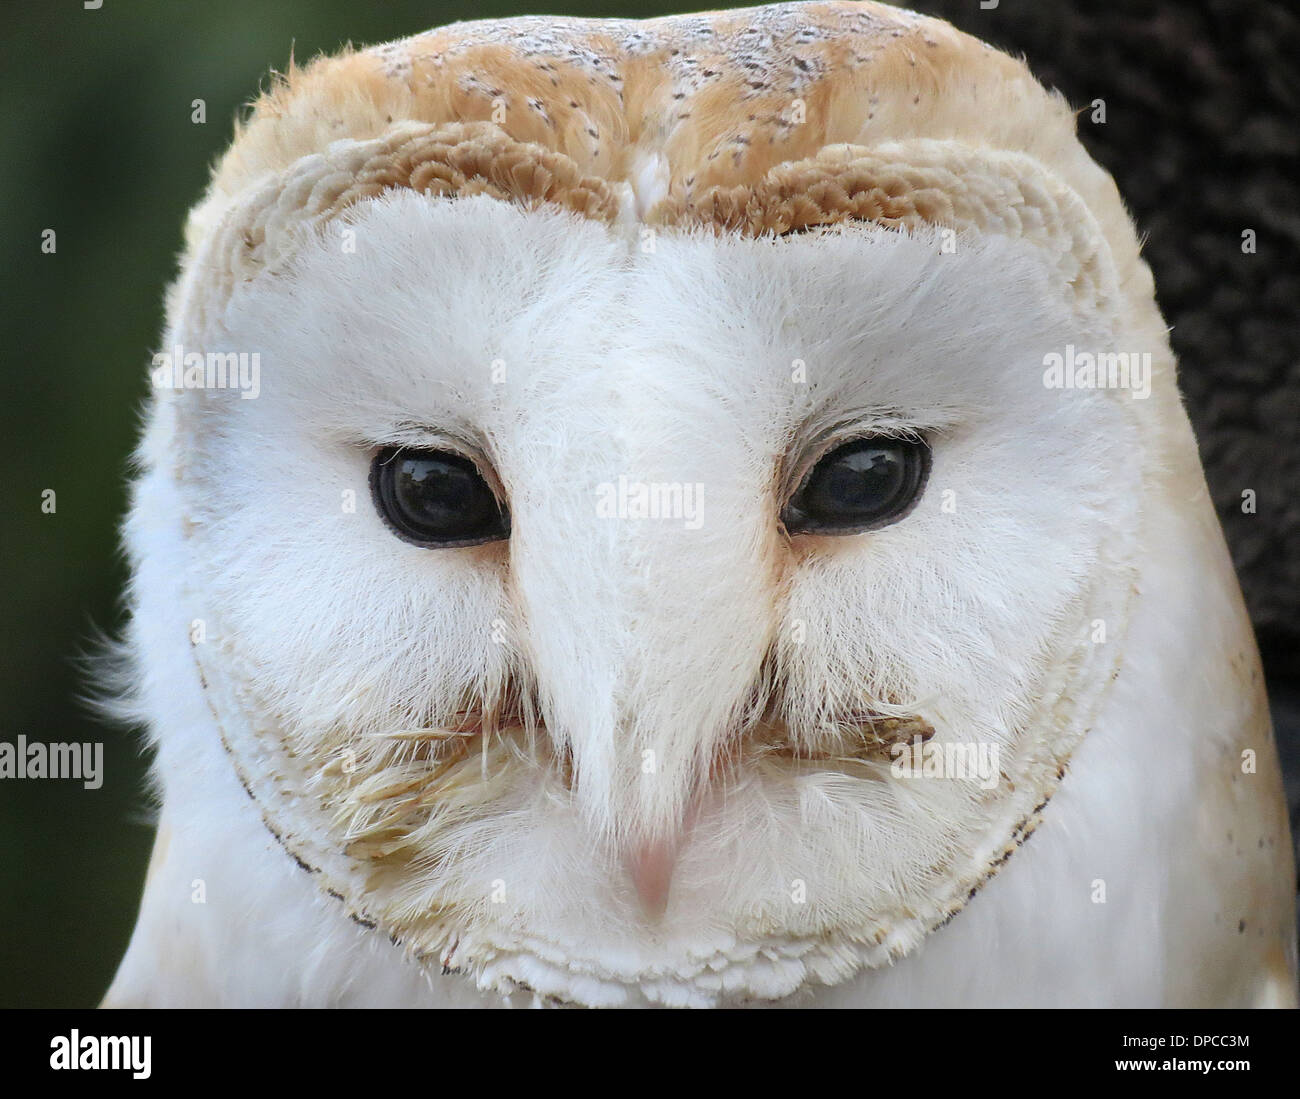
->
[125,1,1202,1006]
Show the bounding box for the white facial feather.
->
[124,194,1139,1002]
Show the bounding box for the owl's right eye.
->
[370,447,510,548]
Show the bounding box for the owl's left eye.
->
[370,447,510,547]
[782,436,930,536]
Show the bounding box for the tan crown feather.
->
[170,2,1158,349]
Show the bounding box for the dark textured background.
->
[920,0,1300,681]
[1,0,1295,1006]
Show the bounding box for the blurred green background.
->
[3,0,1296,1007]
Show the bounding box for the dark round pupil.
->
[784,436,927,534]
[374,448,508,545]
[396,456,492,530]
[805,446,905,519]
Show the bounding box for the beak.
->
[504,370,781,922]
[625,833,681,920]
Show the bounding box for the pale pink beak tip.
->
[626,838,676,920]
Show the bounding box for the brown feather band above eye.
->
[170,1,1139,341]
[183,124,1118,340]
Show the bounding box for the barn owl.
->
[104,1,1297,1008]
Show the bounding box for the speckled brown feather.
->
[189,3,1135,282]
[215,3,1034,195]
[171,1,1149,353]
